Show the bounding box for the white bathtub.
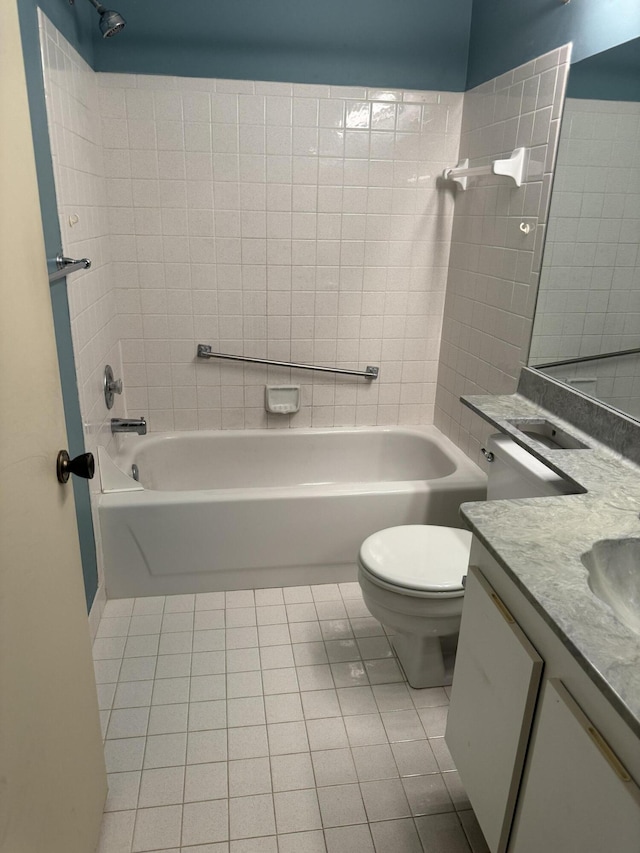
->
[98,426,486,598]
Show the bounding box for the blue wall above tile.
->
[25,0,94,63]
[567,37,640,102]
[91,0,473,91]
[466,0,640,90]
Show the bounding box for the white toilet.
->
[359,524,471,688]
[358,433,576,688]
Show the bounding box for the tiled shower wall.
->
[40,12,126,448]
[41,15,575,454]
[529,97,640,365]
[98,74,463,430]
[434,46,572,463]
[39,11,127,596]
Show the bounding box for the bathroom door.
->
[0,2,107,852]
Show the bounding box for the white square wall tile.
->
[188,699,227,731]
[229,793,276,839]
[268,720,310,755]
[187,729,228,764]
[227,696,266,727]
[104,737,146,773]
[105,772,141,812]
[270,751,316,793]
[182,799,229,846]
[227,670,263,698]
[317,783,367,828]
[262,667,299,695]
[326,824,376,852]
[274,789,322,834]
[96,810,136,853]
[106,707,150,739]
[369,818,421,853]
[312,748,358,787]
[229,756,272,796]
[143,733,187,769]
[184,761,228,802]
[147,703,189,735]
[138,767,185,808]
[228,724,269,760]
[51,53,466,435]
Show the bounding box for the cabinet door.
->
[446,565,543,853]
[509,679,640,853]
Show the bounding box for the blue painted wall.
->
[92,0,473,91]
[466,0,640,90]
[567,37,640,102]
[18,0,100,611]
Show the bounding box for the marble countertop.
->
[461,392,640,737]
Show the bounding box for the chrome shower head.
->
[83,0,126,38]
[98,7,126,38]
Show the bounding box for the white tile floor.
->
[93,583,489,853]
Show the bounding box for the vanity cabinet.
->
[446,567,543,853]
[509,679,640,853]
[446,553,640,853]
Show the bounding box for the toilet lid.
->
[359,525,472,592]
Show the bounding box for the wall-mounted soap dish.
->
[265,385,300,414]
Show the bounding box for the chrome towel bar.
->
[48,251,91,283]
[197,344,379,380]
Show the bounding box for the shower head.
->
[98,7,126,37]
[84,0,126,38]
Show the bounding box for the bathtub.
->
[98,426,486,598]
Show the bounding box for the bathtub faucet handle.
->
[104,364,123,409]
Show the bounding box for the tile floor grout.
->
[93,582,489,853]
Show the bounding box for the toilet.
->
[358,433,576,688]
[359,524,471,688]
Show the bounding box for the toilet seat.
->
[359,525,472,594]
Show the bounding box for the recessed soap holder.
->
[508,418,589,451]
[265,385,300,415]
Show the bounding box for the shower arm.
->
[69,0,126,37]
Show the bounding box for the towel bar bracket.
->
[48,250,92,283]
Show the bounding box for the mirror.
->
[528,37,640,419]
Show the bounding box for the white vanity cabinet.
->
[445,566,543,853]
[509,679,640,853]
[446,549,640,853]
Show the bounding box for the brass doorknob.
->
[56,450,95,484]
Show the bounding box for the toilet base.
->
[391,631,454,689]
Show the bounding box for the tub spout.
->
[111,417,147,435]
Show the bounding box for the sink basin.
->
[508,418,589,450]
[581,539,640,635]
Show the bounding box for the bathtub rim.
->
[100,424,485,500]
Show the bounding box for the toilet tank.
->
[486,434,577,500]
